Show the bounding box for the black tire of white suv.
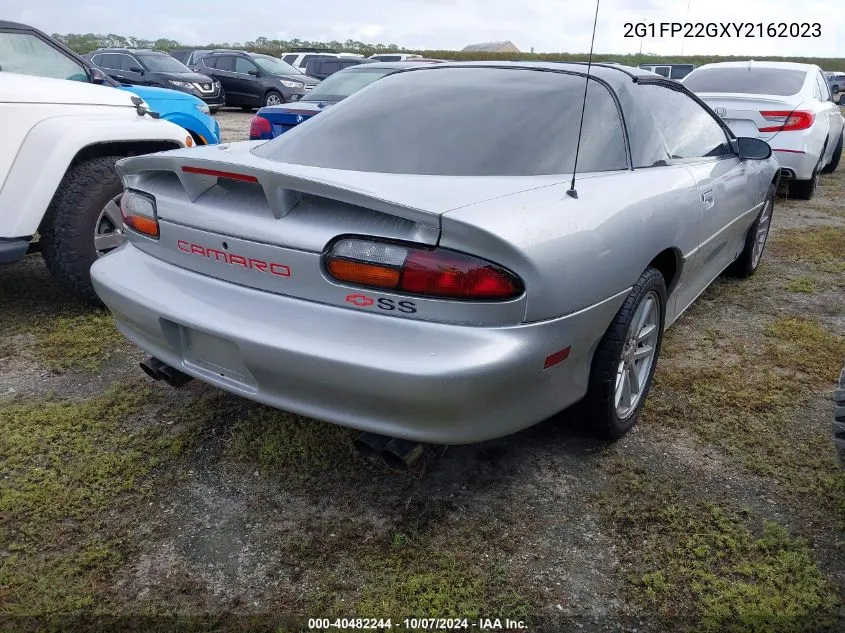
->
[40,155,124,305]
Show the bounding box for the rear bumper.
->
[0,237,30,265]
[91,245,627,444]
[769,133,821,180]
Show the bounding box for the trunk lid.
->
[257,101,330,135]
[697,92,804,141]
[115,142,541,325]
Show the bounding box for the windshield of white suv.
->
[253,55,301,76]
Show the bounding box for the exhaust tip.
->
[139,357,165,381]
[353,432,392,462]
[381,438,424,471]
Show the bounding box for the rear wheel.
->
[821,133,843,174]
[40,156,125,305]
[725,184,775,278]
[583,267,666,440]
[789,167,819,200]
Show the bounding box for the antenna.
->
[567,0,602,199]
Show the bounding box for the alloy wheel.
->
[94,194,127,257]
[265,93,282,106]
[751,198,773,268]
[615,290,661,420]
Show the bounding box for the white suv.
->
[684,61,845,199]
[0,71,189,302]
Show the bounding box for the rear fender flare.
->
[1,114,187,237]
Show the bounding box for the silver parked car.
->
[91,62,779,445]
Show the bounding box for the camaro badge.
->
[715,107,727,117]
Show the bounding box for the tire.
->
[584,267,667,440]
[821,133,842,174]
[263,90,283,107]
[725,184,775,278]
[834,363,845,468]
[209,107,219,114]
[40,156,124,305]
[788,168,819,200]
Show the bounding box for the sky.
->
[2,0,843,57]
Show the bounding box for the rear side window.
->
[683,67,806,96]
[815,72,830,101]
[95,53,121,69]
[282,54,297,64]
[215,56,234,72]
[253,67,628,176]
[374,55,401,62]
[642,84,731,159]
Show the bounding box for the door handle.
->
[701,190,715,209]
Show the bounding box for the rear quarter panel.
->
[441,166,703,322]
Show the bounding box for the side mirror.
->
[129,66,144,74]
[90,68,108,84]
[736,137,772,160]
[247,69,259,76]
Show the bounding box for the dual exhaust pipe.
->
[140,357,423,469]
[139,356,193,388]
[354,432,425,470]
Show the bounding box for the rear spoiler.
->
[116,152,441,234]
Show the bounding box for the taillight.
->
[120,190,159,238]
[325,238,523,301]
[759,110,815,132]
[249,115,272,139]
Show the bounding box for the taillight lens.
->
[120,190,159,238]
[249,115,272,139]
[325,238,523,301]
[758,110,815,132]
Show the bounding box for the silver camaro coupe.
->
[91,62,779,445]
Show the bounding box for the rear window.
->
[683,67,806,96]
[253,67,628,176]
[302,67,397,102]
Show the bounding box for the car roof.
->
[342,61,445,70]
[0,20,31,28]
[401,61,655,83]
[92,48,167,55]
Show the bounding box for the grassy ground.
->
[1,112,843,632]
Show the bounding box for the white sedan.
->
[683,61,844,199]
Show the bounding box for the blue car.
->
[249,61,433,140]
[117,84,220,145]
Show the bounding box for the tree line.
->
[53,33,845,71]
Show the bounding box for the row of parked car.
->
[2,19,844,459]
